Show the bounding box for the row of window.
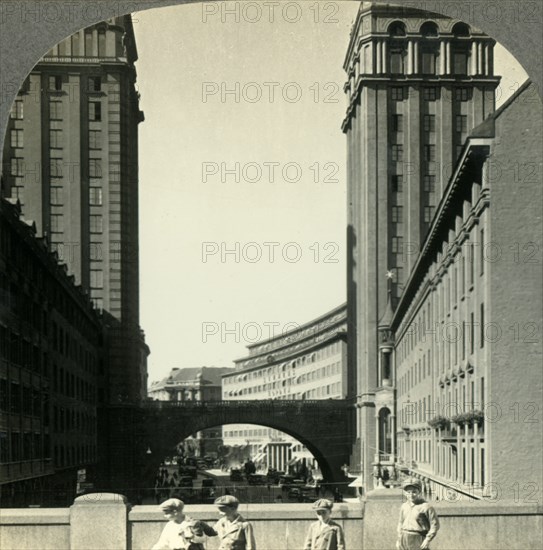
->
[0,380,44,418]
[0,432,51,463]
[390,86,472,102]
[50,28,109,59]
[53,443,96,469]
[50,214,103,234]
[52,363,97,403]
[48,75,102,92]
[399,375,485,426]
[396,228,486,365]
[0,219,101,337]
[53,405,96,434]
[226,342,343,384]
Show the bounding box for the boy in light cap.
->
[396,478,439,550]
[303,498,346,550]
[211,495,256,549]
[152,498,215,550]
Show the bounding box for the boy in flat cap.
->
[211,495,256,550]
[396,478,440,550]
[152,498,215,550]
[303,498,346,550]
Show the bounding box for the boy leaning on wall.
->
[396,478,440,550]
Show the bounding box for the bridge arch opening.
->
[156,420,340,484]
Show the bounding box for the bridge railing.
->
[143,399,353,408]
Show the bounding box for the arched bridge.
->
[145,399,356,482]
[100,399,356,490]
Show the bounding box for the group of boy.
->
[152,477,439,550]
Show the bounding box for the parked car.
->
[247,474,268,485]
[266,469,284,484]
[178,476,193,488]
[278,474,295,488]
[230,468,244,482]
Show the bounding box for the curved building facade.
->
[222,304,349,472]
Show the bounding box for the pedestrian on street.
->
[211,495,256,550]
[152,498,215,550]
[303,498,345,550]
[396,478,440,550]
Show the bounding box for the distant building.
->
[1,15,148,403]
[0,198,104,506]
[222,304,348,473]
[149,366,235,457]
[342,2,500,489]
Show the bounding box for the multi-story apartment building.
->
[0,198,104,506]
[390,80,542,500]
[342,3,500,488]
[148,366,235,457]
[1,15,148,403]
[222,304,348,472]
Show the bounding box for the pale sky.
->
[132,1,528,385]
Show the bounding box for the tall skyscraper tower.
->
[1,15,148,402]
[342,3,499,488]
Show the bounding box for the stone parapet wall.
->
[1,494,542,550]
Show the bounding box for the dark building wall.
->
[0,198,103,506]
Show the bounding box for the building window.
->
[423,114,435,133]
[455,114,468,133]
[88,76,102,92]
[455,88,471,102]
[424,144,436,162]
[391,87,407,101]
[88,101,101,121]
[470,312,475,354]
[98,31,106,57]
[423,174,436,193]
[50,214,63,233]
[423,206,434,223]
[391,144,403,161]
[392,114,403,133]
[391,206,403,223]
[421,49,437,74]
[10,129,23,148]
[50,158,63,178]
[71,33,80,56]
[84,30,93,56]
[90,215,103,233]
[89,159,101,178]
[50,129,62,148]
[390,47,407,74]
[392,236,403,254]
[50,187,63,205]
[50,100,63,120]
[89,187,103,205]
[11,100,23,119]
[10,157,23,176]
[423,87,438,101]
[90,271,103,289]
[89,130,101,149]
[480,303,485,348]
[453,50,469,75]
[391,175,403,192]
[49,75,62,91]
[469,243,475,286]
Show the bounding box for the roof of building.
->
[469,79,532,138]
[150,366,235,389]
